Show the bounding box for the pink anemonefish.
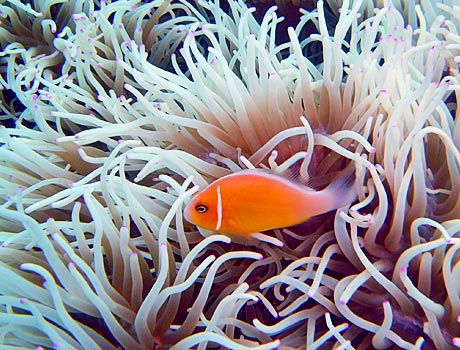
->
[184,167,357,240]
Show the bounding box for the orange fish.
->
[184,167,356,240]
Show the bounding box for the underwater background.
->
[1,0,460,349]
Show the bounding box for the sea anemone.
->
[1,0,460,349]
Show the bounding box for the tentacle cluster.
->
[0,0,459,349]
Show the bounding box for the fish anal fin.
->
[222,231,284,247]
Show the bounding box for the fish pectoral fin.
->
[250,232,284,247]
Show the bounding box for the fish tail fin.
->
[325,163,358,210]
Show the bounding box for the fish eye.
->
[195,204,208,213]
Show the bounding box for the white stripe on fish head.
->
[215,185,223,231]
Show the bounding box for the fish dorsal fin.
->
[271,165,318,191]
[236,167,317,193]
[271,161,356,194]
